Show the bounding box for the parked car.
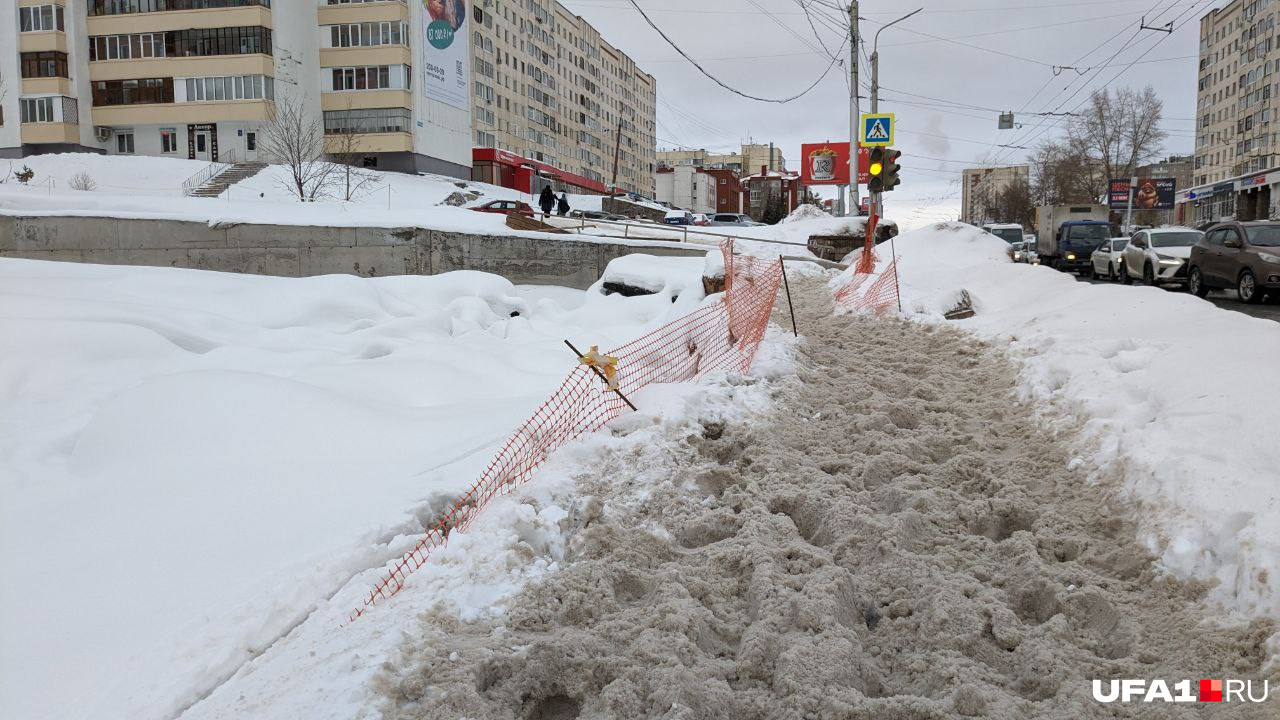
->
[472,199,534,218]
[1009,241,1027,263]
[1090,237,1129,281]
[1122,227,1204,286]
[691,213,712,226]
[664,210,694,226]
[710,213,763,227]
[1188,221,1280,303]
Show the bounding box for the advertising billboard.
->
[1108,178,1176,210]
[801,143,870,185]
[423,0,469,111]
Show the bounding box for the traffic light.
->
[882,149,902,192]
[867,147,887,192]
[868,147,902,193]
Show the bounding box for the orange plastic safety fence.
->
[350,241,783,620]
[834,251,900,317]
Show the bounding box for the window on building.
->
[181,75,273,101]
[20,97,56,123]
[92,78,174,105]
[117,132,135,154]
[19,5,65,32]
[169,26,272,56]
[323,107,412,134]
[329,22,407,47]
[160,129,178,153]
[329,65,409,91]
[20,51,69,79]
[89,0,272,17]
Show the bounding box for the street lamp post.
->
[868,8,921,218]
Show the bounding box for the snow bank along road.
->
[379,278,1277,718]
[1072,274,1280,323]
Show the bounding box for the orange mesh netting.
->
[350,240,783,620]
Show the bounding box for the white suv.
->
[1122,227,1204,286]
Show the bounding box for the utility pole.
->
[848,1,860,217]
[870,8,922,219]
[610,119,623,193]
[1124,175,1137,233]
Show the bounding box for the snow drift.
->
[879,221,1280,622]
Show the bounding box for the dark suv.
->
[1189,221,1280,303]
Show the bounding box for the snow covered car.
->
[1090,237,1129,281]
[1122,227,1203,286]
[1188,221,1280,303]
[471,200,535,218]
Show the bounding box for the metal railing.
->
[180,149,236,196]
[531,211,810,250]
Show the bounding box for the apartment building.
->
[652,164,741,214]
[960,165,1029,225]
[657,142,785,176]
[467,1,657,197]
[1,0,470,177]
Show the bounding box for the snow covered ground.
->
[838,221,1280,625]
[0,252,721,720]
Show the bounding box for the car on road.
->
[710,213,763,226]
[981,223,1025,245]
[1122,227,1203,286]
[1188,221,1280,303]
[472,199,535,218]
[1010,241,1029,263]
[691,213,712,226]
[1090,237,1129,281]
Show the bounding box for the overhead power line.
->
[624,0,845,103]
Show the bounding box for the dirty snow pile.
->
[0,252,722,720]
[862,221,1280,623]
[780,203,830,223]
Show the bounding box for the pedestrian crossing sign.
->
[861,113,895,147]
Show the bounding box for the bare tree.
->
[259,94,335,201]
[1030,139,1104,206]
[326,102,382,201]
[991,176,1035,228]
[1065,86,1167,200]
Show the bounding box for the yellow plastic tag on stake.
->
[577,345,620,390]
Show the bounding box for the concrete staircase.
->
[187,162,268,197]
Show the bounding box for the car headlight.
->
[1157,255,1183,265]
[1066,253,1076,260]
[1259,252,1280,265]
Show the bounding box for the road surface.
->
[1072,273,1280,323]
[380,278,1276,719]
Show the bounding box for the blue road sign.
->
[861,113,894,147]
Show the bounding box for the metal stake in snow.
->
[564,340,638,411]
[779,255,799,336]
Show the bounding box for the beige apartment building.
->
[657,142,785,176]
[961,165,1029,225]
[468,1,657,196]
[1,0,473,176]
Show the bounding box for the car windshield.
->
[1150,232,1201,248]
[1244,225,1280,246]
[992,228,1022,244]
[1067,224,1110,241]
[1112,239,1128,250]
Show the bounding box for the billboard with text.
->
[1109,178,1176,210]
[423,0,470,111]
[801,143,870,185]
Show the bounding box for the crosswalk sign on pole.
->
[861,113,895,147]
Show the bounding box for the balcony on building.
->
[86,0,273,37]
[318,0,409,27]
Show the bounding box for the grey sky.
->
[561,0,1206,227]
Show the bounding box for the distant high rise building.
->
[961,165,1029,224]
[1,0,472,176]
[468,1,657,197]
[657,143,786,176]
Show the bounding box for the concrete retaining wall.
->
[0,215,705,288]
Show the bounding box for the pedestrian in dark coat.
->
[539,186,555,216]
[557,193,570,216]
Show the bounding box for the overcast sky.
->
[561,0,1207,228]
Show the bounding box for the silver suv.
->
[710,213,762,227]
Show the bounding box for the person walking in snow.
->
[557,193,570,216]
[538,185,555,217]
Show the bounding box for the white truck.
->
[1036,205,1113,274]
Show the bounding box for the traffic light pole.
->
[848,1,860,217]
[870,8,921,218]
